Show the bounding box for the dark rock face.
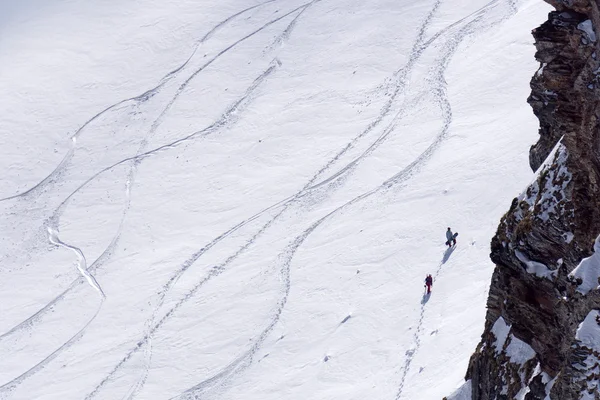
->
[461,1,600,399]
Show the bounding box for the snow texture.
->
[563,232,574,243]
[0,0,551,398]
[570,235,600,294]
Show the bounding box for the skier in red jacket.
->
[424,274,433,294]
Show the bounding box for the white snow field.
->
[0,0,551,399]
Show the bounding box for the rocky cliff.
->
[456,1,600,399]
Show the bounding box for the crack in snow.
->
[47,227,106,299]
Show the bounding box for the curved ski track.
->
[0,0,288,341]
[0,302,104,398]
[0,0,278,203]
[82,3,318,399]
[0,1,300,394]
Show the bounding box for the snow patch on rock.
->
[576,310,600,352]
[536,62,547,77]
[447,380,472,400]
[542,373,556,400]
[578,19,597,42]
[570,235,600,294]
[491,317,511,353]
[515,250,556,279]
[506,334,536,365]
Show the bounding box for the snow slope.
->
[0,0,550,398]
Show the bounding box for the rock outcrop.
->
[459,1,600,399]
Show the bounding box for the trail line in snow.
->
[0,58,283,396]
[130,1,455,396]
[0,56,281,343]
[0,229,105,391]
[393,0,519,397]
[0,1,290,356]
[83,6,312,398]
[395,247,454,399]
[0,0,279,203]
[0,302,103,395]
[0,0,304,354]
[0,183,129,341]
[48,1,309,237]
[28,0,512,396]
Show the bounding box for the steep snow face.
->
[0,0,550,399]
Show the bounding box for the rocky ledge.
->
[450,1,600,399]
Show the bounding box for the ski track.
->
[303,0,505,192]
[0,0,279,203]
[83,3,317,399]
[0,3,297,394]
[0,302,104,398]
[49,0,310,225]
[0,54,282,399]
[47,228,105,298]
[0,232,107,392]
[0,0,287,339]
[102,0,485,396]
[164,0,466,397]
[0,46,281,344]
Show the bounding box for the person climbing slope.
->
[446,227,457,247]
[424,274,433,294]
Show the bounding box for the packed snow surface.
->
[0,0,550,399]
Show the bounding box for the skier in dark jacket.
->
[446,227,456,247]
[425,274,433,294]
